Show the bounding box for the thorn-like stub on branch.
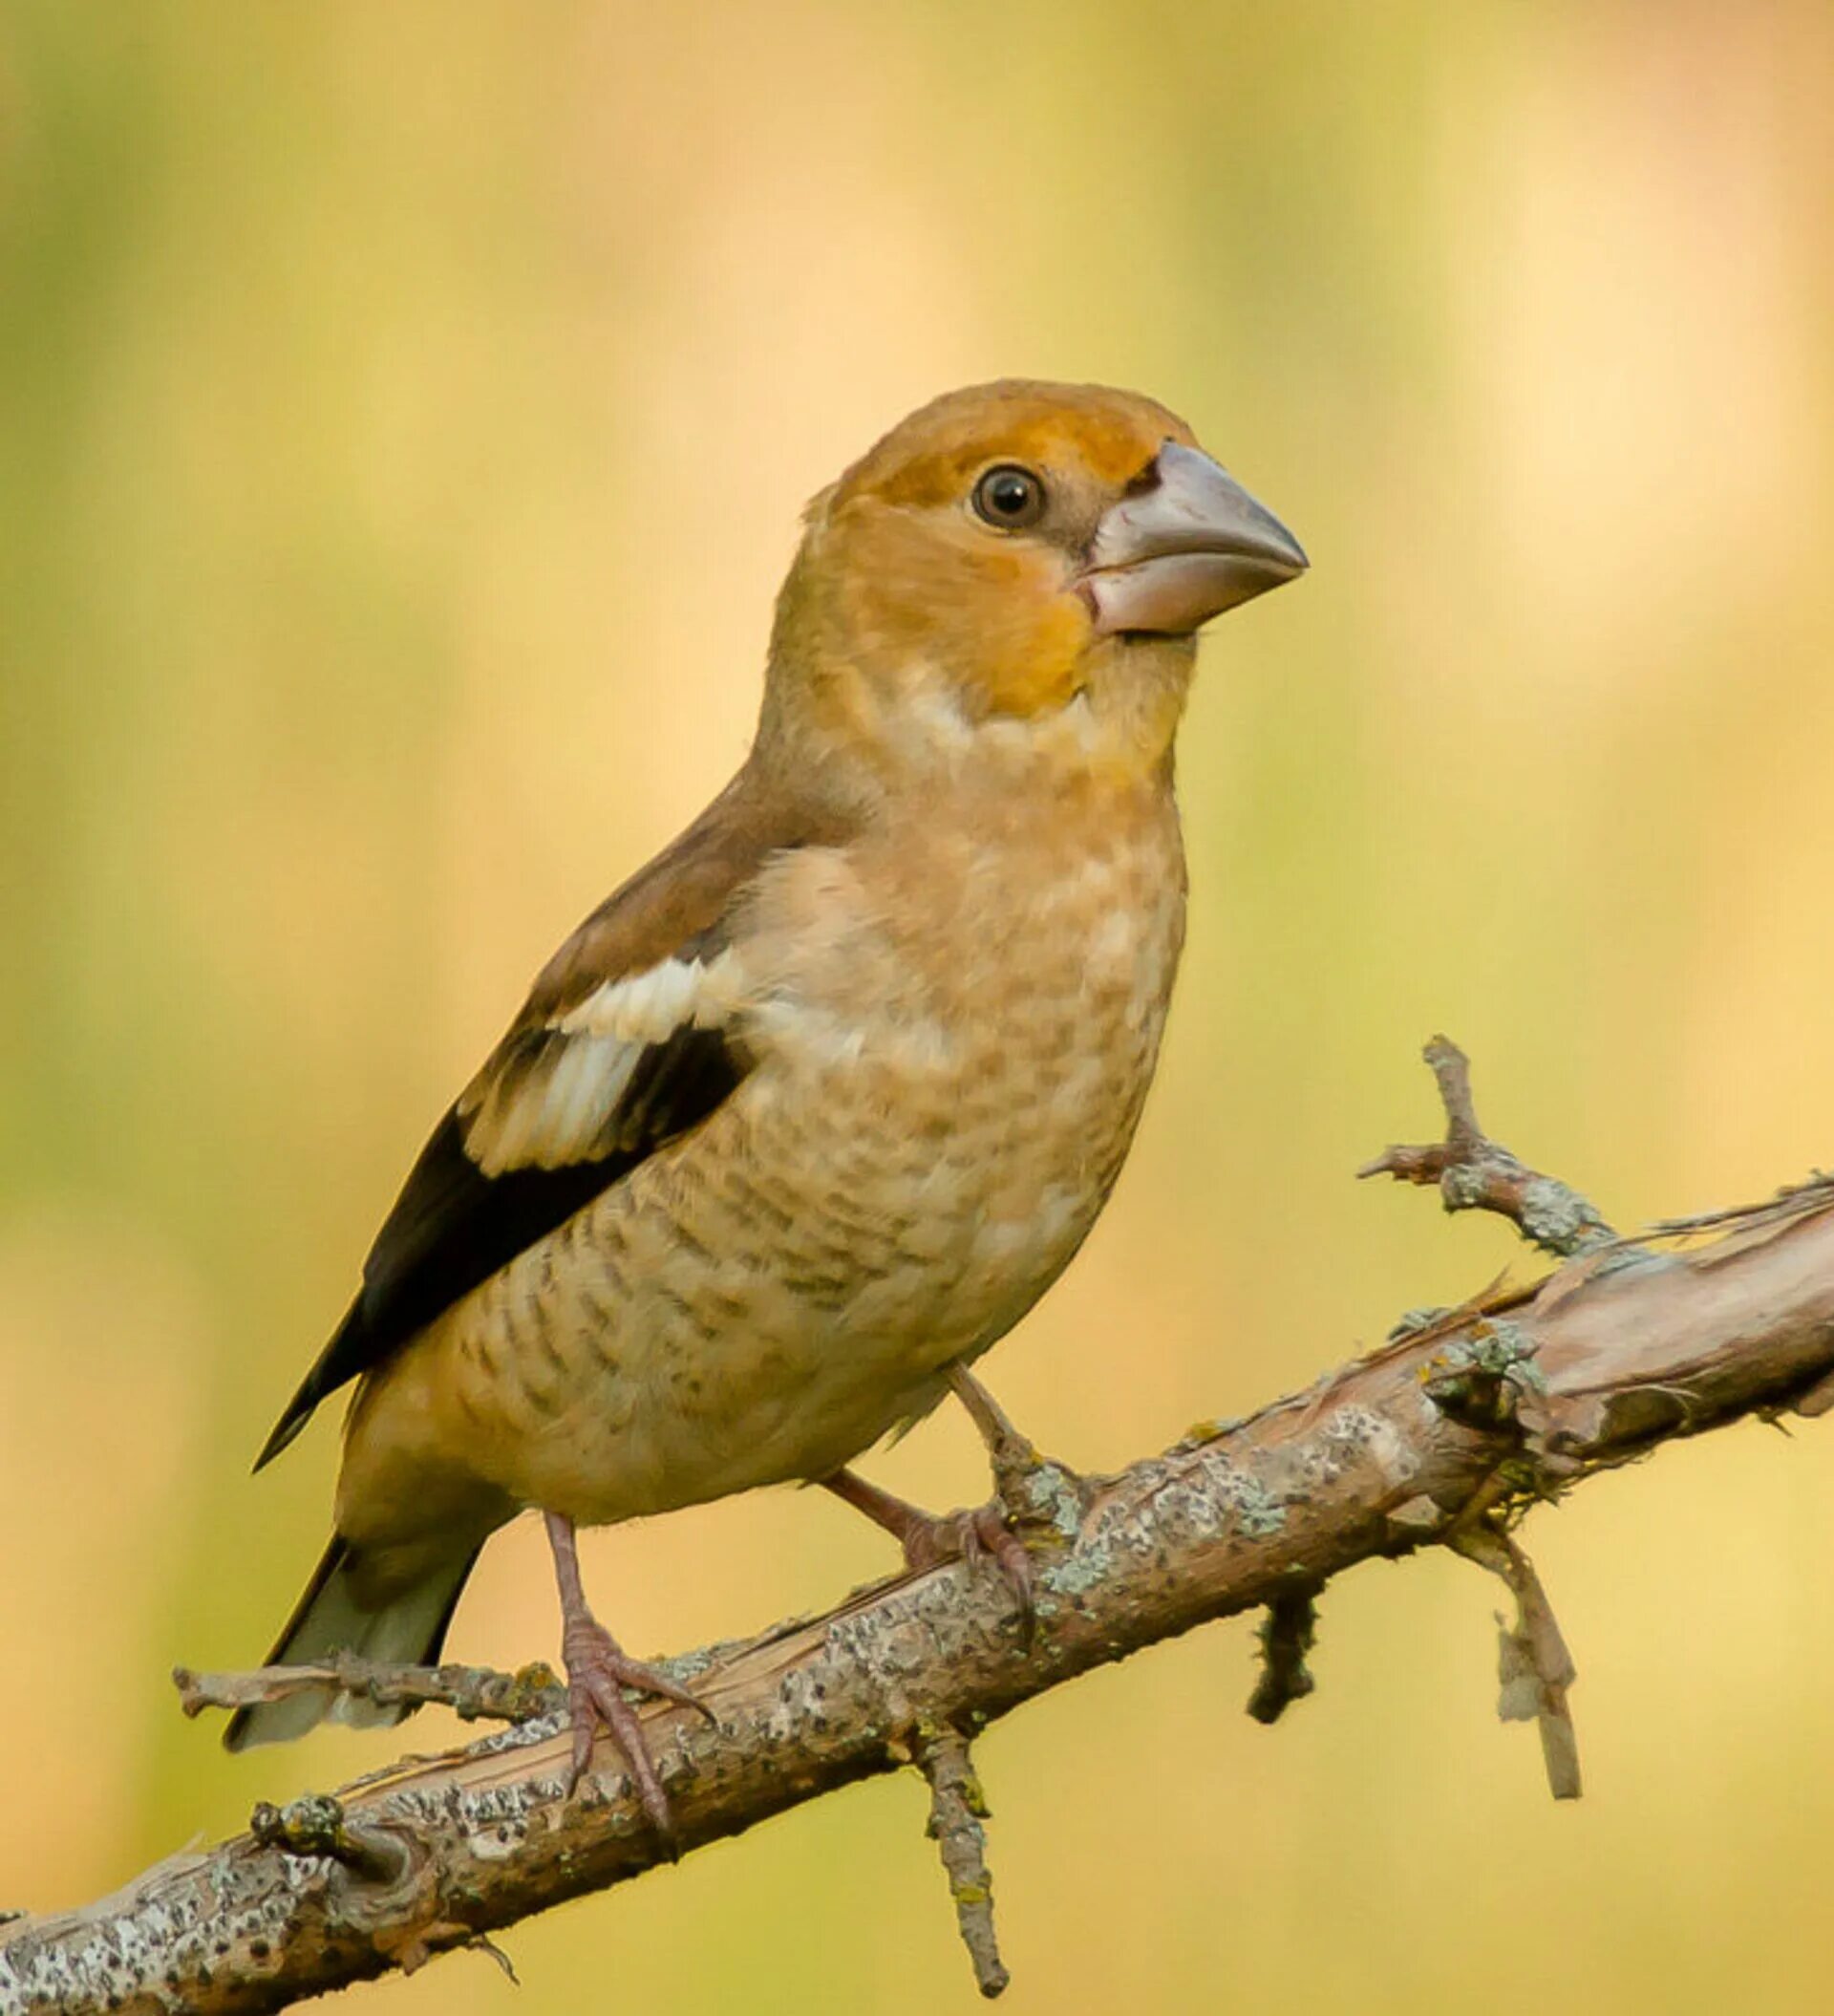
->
[250,1793,412,1886]
[914,1725,1009,1999]
[1421,1319,1547,1432]
[471,1933,520,1984]
[1247,1587,1320,1725]
[1360,1037,1616,1261]
[1448,1522,1582,1801]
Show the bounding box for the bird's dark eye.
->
[971,464,1047,529]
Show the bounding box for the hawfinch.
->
[229,379,1307,1834]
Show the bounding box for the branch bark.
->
[6,1052,1834,2015]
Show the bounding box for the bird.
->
[228,378,1307,1835]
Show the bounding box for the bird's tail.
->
[224,1533,482,1751]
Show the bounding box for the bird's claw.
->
[559,1617,714,1842]
[902,1500,1037,1647]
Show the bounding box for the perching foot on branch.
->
[1359,1035,1615,1259]
[821,1469,1037,1643]
[545,1512,715,1839]
[822,1364,1067,1642]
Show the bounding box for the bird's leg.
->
[821,1468,1035,1640]
[947,1363,1042,1508]
[543,1510,714,1839]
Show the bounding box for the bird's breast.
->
[354,790,1187,1530]
[738,790,1188,1307]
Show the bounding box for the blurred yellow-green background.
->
[5,3,1834,2010]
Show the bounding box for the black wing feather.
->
[254,1022,744,1469]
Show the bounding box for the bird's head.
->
[760,379,1305,795]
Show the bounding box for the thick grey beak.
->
[1080,440,1308,636]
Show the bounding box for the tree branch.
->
[6,1047,1834,2015]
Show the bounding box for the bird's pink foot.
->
[903,1499,1037,1636]
[544,1509,714,1842]
[558,1613,713,1838]
[822,1470,1036,1641]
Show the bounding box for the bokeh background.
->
[5,3,1834,2010]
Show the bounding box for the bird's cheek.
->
[965,586,1093,721]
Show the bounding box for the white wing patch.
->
[556,952,738,1042]
[464,951,742,1176]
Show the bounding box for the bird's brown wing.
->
[254,770,827,1469]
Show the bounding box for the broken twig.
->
[1359,1035,1615,1259]
[1448,1521,1582,1800]
[249,1794,412,1886]
[174,1653,566,1726]
[1246,1586,1319,1725]
[914,1726,1008,1998]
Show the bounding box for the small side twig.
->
[1358,1035,1615,1259]
[1448,1521,1582,1800]
[1246,1587,1319,1725]
[913,1726,1008,1999]
[174,1654,566,1726]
